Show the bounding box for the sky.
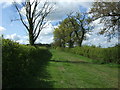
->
[0,0,118,48]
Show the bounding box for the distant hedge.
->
[2,39,52,88]
[57,46,120,64]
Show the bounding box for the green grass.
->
[45,49,119,88]
[50,49,94,62]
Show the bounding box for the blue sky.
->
[0,0,118,48]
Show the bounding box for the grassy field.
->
[44,49,119,88]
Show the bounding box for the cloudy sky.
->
[0,0,118,48]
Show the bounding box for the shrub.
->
[2,39,52,88]
[58,45,119,64]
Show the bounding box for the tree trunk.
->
[68,40,74,48]
[29,19,35,46]
[68,32,74,48]
[62,42,65,48]
[29,32,35,46]
[78,29,85,47]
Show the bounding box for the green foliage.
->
[53,13,92,48]
[2,39,52,88]
[53,17,79,48]
[59,45,119,64]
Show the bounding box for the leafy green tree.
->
[67,13,92,47]
[53,27,66,47]
[53,13,92,48]
[89,0,120,39]
[60,17,79,48]
[53,17,80,48]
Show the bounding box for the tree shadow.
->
[23,67,55,88]
[50,60,93,64]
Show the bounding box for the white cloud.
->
[85,33,91,38]
[40,22,54,35]
[0,26,6,34]
[35,35,54,44]
[17,39,29,44]
[0,0,119,9]
[5,33,21,41]
[46,2,92,21]
[19,1,91,22]
[82,35,118,48]
[35,22,55,44]
[0,0,23,8]
[4,33,29,44]
[1,0,92,21]
[82,18,118,48]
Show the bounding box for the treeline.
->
[27,43,51,47]
[52,3,120,64]
[2,39,52,88]
[53,13,92,48]
[54,45,120,64]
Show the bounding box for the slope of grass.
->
[46,49,119,88]
[50,49,94,62]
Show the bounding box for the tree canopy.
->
[53,12,92,48]
[89,1,120,39]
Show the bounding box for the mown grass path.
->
[46,49,119,88]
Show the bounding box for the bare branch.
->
[33,14,46,36]
[33,2,53,36]
[33,2,48,23]
[13,0,53,45]
[13,1,29,31]
[34,21,47,42]
[21,2,26,7]
[31,1,38,20]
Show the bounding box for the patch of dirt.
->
[58,66,65,71]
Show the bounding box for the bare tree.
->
[13,0,54,46]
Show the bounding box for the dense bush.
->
[2,39,52,88]
[59,45,119,64]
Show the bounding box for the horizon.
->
[0,0,118,48]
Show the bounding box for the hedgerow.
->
[57,45,119,64]
[2,39,52,88]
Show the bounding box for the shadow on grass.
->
[50,60,92,64]
[19,66,55,88]
[22,67,55,88]
[50,60,120,66]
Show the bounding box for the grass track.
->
[45,49,119,88]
